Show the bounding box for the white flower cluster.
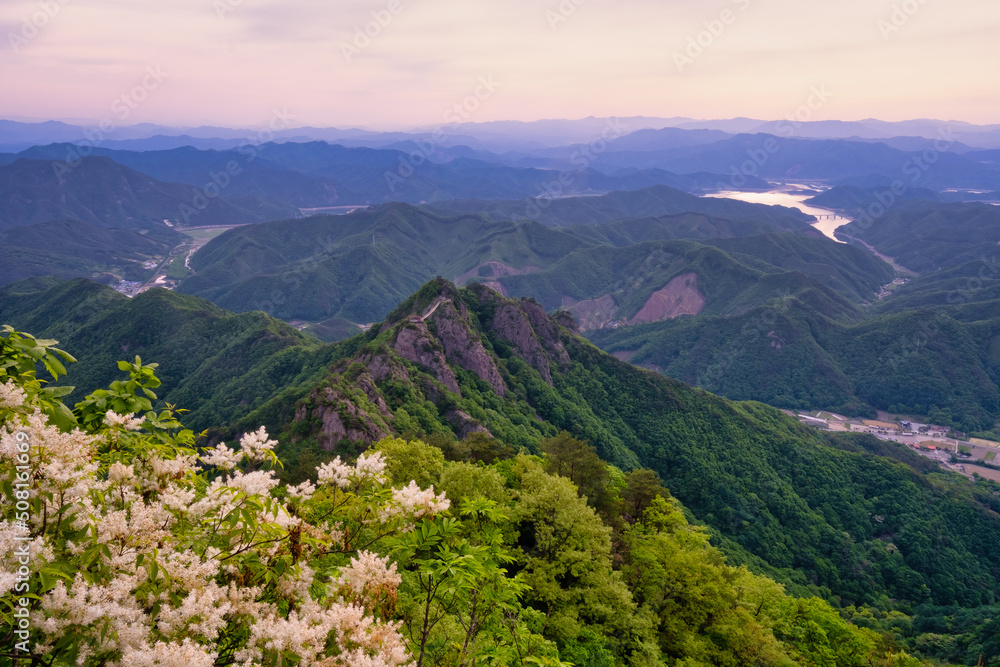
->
[0,520,51,597]
[234,600,410,667]
[1,377,436,666]
[200,426,278,470]
[104,410,146,431]
[334,551,402,602]
[2,412,98,521]
[288,479,317,501]
[108,461,135,484]
[200,442,241,470]
[36,573,148,656]
[121,639,217,667]
[317,451,388,488]
[239,426,277,462]
[386,481,451,523]
[225,469,280,497]
[0,379,26,408]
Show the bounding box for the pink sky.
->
[1,0,998,129]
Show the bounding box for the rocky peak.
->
[463,284,572,385]
[391,319,462,394]
[291,279,584,448]
[425,299,508,396]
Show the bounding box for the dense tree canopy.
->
[0,326,936,666]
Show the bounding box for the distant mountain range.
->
[174,186,829,323]
[586,133,1000,189]
[5,116,1000,152]
[1,141,774,209]
[0,156,295,230]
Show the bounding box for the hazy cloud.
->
[0,0,997,127]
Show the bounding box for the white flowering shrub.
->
[0,329,461,667]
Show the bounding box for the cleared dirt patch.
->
[963,464,1000,482]
[566,294,619,331]
[863,419,899,430]
[630,273,705,325]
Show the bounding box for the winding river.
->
[703,187,850,243]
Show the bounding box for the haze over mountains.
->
[5,115,1000,152]
[4,113,1000,666]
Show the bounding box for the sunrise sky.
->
[1,0,997,129]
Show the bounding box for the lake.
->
[703,187,849,242]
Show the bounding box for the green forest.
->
[6,277,999,664]
[589,204,1000,434]
[2,322,985,666]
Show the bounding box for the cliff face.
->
[426,298,508,396]
[294,375,394,450]
[287,279,577,448]
[392,319,462,394]
[467,284,569,386]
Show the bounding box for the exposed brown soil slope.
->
[629,273,705,324]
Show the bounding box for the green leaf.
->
[41,385,75,399]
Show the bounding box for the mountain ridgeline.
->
[234,279,1000,615]
[5,273,1000,664]
[0,277,332,430]
[0,156,296,230]
[176,186,872,324]
[12,140,777,209]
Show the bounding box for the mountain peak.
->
[290,279,577,450]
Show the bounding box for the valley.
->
[3,117,1000,667]
[791,409,1000,479]
[6,0,1000,663]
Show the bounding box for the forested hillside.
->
[837,202,1000,273]
[0,218,186,286]
[176,194,878,324]
[0,156,294,229]
[1,327,936,665]
[0,277,330,429]
[228,280,1000,630]
[499,233,892,327]
[424,184,813,228]
[589,287,1000,433]
[6,279,1000,664]
[587,202,1000,433]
